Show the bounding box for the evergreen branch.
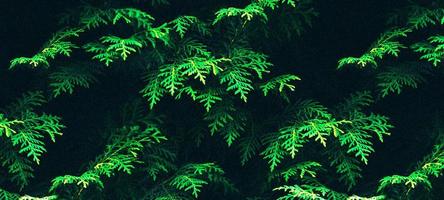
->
[49,65,98,97]
[260,74,301,96]
[170,16,199,38]
[338,28,411,68]
[214,3,268,25]
[279,161,322,181]
[10,28,83,68]
[239,131,261,165]
[377,63,429,97]
[412,35,444,66]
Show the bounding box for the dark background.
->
[1,0,443,198]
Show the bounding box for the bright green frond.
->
[260,74,301,96]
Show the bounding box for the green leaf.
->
[260,74,301,96]
[49,65,98,97]
[214,3,268,25]
[338,28,411,69]
[100,35,144,61]
[377,63,429,97]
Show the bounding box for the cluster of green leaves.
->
[0,188,57,200]
[378,136,444,195]
[140,40,275,110]
[260,100,333,171]
[221,48,272,102]
[412,35,444,66]
[143,162,235,199]
[0,91,64,189]
[9,3,299,112]
[213,0,297,25]
[338,3,444,101]
[10,28,83,68]
[50,124,166,193]
[271,162,385,200]
[338,28,411,68]
[331,91,392,189]
[204,100,247,146]
[49,64,98,97]
[170,16,208,38]
[275,183,385,200]
[376,62,431,97]
[4,0,444,199]
[341,4,444,69]
[168,163,230,198]
[260,91,392,176]
[387,5,444,30]
[139,40,227,110]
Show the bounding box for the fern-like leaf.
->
[49,65,98,97]
[260,74,300,96]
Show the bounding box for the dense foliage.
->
[1,0,444,199]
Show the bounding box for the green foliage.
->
[261,134,286,171]
[239,130,261,165]
[49,64,98,97]
[2,92,64,165]
[50,125,166,193]
[83,42,117,66]
[9,112,64,164]
[4,1,444,199]
[0,141,34,190]
[0,114,22,137]
[112,8,154,28]
[338,28,411,68]
[140,45,273,109]
[78,6,112,29]
[327,144,363,190]
[178,56,227,85]
[140,39,229,109]
[195,89,223,112]
[50,172,104,192]
[405,6,444,29]
[0,188,57,200]
[378,172,431,192]
[214,3,268,25]
[337,92,392,162]
[10,28,83,68]
[0,188,19,200]
[169,163,225,198]
[2,91,46,116]
[213,0,298,25]
[257,0,297,9]
[100,35,144,61]
[169,16,203,38]
[274,184,327,200]
[376,62,430,97]
[262,0,318,40]
[279,161,322,181]
[412,35,444,66]
[221,48,271,102]
[260,74,300,96]
[274,181,385,200]
[338,112,391,164]
[378,137,444,193]
[0,91,64,190]
[329,91,392,189]
[140,72,166,109]
[144,145,177,181]
[335,91,373,115]
[261,100,342,171]
[204,101,246,146]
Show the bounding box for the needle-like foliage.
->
[3,1,444,199]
